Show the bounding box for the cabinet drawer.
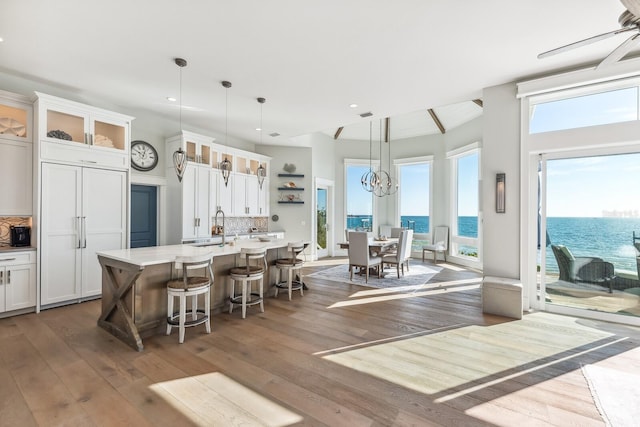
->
[41,140,128,168]
[0,251,35,266]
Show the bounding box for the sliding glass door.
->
[539,152,640,320]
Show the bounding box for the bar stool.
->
[166,253,213,343]
[229,247,267,318]
[274,241,305,300]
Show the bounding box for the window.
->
[530,86,639,134]
[345,161,377,232]
[448,145,480,259]
[396,157,432,252]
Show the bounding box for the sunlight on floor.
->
[322,312,618,400]
[328,278,482,308]
[149,372,303,426]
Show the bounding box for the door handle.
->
[82,217,87,248]
[0,270,3,284]
[77,216,82,249]
[6,270,9,284]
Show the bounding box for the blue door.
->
[130,184,157,248]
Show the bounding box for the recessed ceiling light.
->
[349,103,358,108]
[255,127,261,131]
[167,96,176,102]
[0,38,4,43]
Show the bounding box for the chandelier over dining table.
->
[361,119,398,197]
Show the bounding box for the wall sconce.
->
[496,173,506,213]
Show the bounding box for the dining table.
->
[338,237,399,278]
[337,237,399,254]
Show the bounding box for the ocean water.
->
[346,215,478,238]
[545,217,640,273]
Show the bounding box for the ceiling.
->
[0,0,632,146]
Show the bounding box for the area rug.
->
[307,263,442,289]
[582,364,640,426]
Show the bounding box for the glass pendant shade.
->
[257,163,266,189]
[220,156,232,187]
[173,57,188,182]
[173,147,187,182]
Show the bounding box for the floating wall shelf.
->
[277,187,304,191]
[277,173,304,178]
[278,201,304,204]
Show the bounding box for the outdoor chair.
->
[550,244,615,293]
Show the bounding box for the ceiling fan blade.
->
[538,27,635,59]
[621,0,640,19]
[597,32,640,69]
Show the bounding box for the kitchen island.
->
[97,239,294,351]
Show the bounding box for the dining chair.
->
[382,230,413,278]
[348,231,381,283]
[422,226,449,263]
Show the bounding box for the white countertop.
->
[97,238,292,267]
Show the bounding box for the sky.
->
[535,86,640,217]
[547,152,640,217]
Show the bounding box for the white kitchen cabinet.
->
[0,89,32,144]
[166,131,215,167]
[0,90,33,216]
[180,164,212,240]
[40,163,127,306]
[0,250,36,313]
[0,140,33,215]
[258,178,269,216]
[35,92,133,169]
[215,170,235,216]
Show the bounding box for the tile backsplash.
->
[0,217,31,245]
[217,216,268,235]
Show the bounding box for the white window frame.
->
[394,156,433,253]
[344,158,379,233]
[447,142,482,266]
[519,61,640,326]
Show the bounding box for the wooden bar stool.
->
[166,253,213,343]
[229,247,267,318]
[274,241,305,300]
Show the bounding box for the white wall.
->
[481,83,520,279]
[255,145,313,244]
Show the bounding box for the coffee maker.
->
[10,225,31,247]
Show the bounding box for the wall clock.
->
[131,140,158,171]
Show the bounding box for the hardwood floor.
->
[1,258,640,426]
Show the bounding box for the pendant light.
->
[219,80,232,187]
[361,121,380,192]
[256,97,267,189]
[172,58,188,182]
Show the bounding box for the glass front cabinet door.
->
[35,92,133,168]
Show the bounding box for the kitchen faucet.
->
[214,209,225,246]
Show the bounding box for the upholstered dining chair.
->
[348,231,381,283]
[422,225,449,263]
[382,230,413,278]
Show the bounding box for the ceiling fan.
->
[538,0,640,69]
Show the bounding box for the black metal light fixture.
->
[496,173,506,213]
[219,80,232,187]
[172,58,188,182]
[256,97,266,189]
